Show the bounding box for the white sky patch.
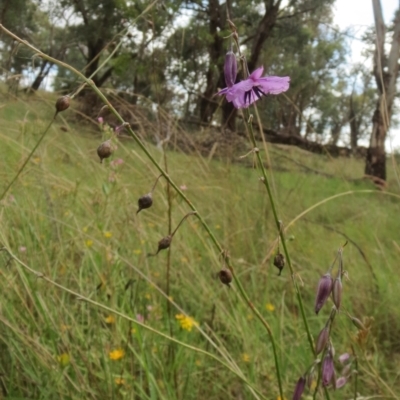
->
[334,0,400,151]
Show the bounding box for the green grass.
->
[0,90,400,399]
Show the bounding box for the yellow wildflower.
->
[82,226,88,233]
[266,303,275,312]
[85,240,93,248]
[115,377,125,385]
[175,314,198,332]
[180,257,188,263]
[133,249,142,255]
[105,315,115,324]
[109,348,125,361]
[215,224,221,229]
[57,353,70,367]
[104,231,112,238]
[242,353,250,363]
[144,293,151,300]
[32,157,41,164]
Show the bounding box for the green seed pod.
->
[55,96,70,112]
[97,140,113,163]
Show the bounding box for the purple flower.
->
[292,376,306,400]
[314,273,333,314]
[338,353,350,364]
[322,352,335,387]
[336,376,347,389]
[224,50,237,88]
[217,66,290,109]
[332,276,342,310]
[315,326,329,355]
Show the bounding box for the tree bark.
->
[365,1,400,180]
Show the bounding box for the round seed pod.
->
[97,140,113,163]
[218,269,232,287]
[55,96,70,113]
[273,253,285,275]
[137,193,153,214]
[156,235,172,254]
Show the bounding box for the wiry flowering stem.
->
[1,24,286,399]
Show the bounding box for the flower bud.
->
[315,326,329,355]
[332,277,342,310]
[97,140,113,163]
[338,352,350,364]
[322,351,334,387]
[218,269,232,287]
[156,235,172,254]
[137,193,153,214]
[336,376,347,389]
[314,273,333,314]
[350,316,366,331]
[55,96,70,113]
[292,376,306,400]
[273,253,285,276]
[224,50,237,88]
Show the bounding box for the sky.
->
[333,0,400,151]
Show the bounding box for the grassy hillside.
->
[0,90,399,399]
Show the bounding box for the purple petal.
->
[217,87,229,96]
[338,353,350,364]
[249,66,264,80]
[336,376,347,389]
[322,353,335,387]
[225,79,254,102]
[292,376,306,400]
[257,76,290,95]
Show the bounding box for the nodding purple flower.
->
[315,273,333,314]
[338,352,350,364]
[332,276,342,310]
[315,326,329,355]
[224,50,237,88]
[336,376,347,389]
[292,376,306,400]
[217,66,290,109]
[322,351,335,387]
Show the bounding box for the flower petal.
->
[257,76,290,95]
[249,66,264,80]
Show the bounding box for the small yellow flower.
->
[32,157,41,164]
[131,328,136,334]
[215,224,221,229]
[104,231,112,238]
[133,249,142,255]
[115,377,125,385]
[140,239,146,245]
[266,303,275,312]
[195,359,201,366]
[64,210,71,217]
[82,226,88,233]
[242,353,250,363]
[276,397,288,400]
[175,314,198,332]
[144,293,151,300]
[152,272,160,278]
[180,257,188,263]
[57,353,70,367]
[85,240,93,248]
[105,315,115,324]
[109,348,125,361]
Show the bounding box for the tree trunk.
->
[365,1,400,180]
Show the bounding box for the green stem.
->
[0,24,284,397]
[242,108,315,357]
[0,115,55,202]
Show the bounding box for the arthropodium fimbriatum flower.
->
[292,376,306,400]
[314,273,333,314]
[322,349,335,387]
[332,276,342,309]
[224,49,237,88]
[315,326,330,355]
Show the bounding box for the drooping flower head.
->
[292,376,306,400]
[217,66,290,109]
[322,350,335,387]
[314,273,333,314]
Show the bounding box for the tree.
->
[366,0,400,180]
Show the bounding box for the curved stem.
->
[0,115,55,202]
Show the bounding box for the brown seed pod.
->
[218,269,232,287]
[55,96,70,113]
[273,253,285,276]
[156,235,172,254]
[97,140,113,163]
[137,193,153,214]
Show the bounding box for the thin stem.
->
[0,115,56,202]
[0,24,285,397]
[171,211,197,238]
[151,174,163,194]
[243,106,315,357]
